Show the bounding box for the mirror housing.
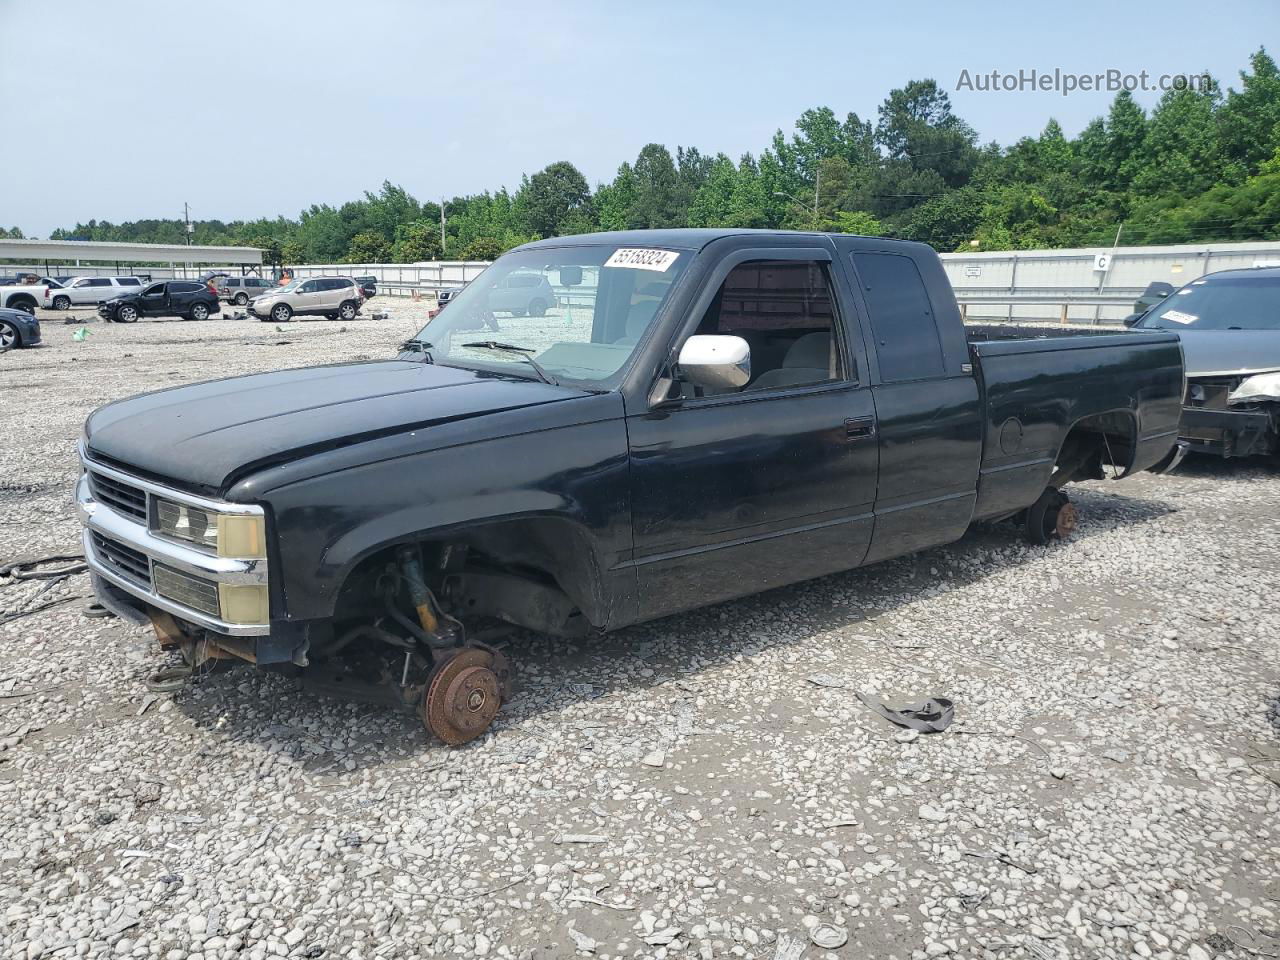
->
[677,335,751,391]
[1121,312,1143,328]
[559,265,583,286]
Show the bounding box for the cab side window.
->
[689,259,844,393]
[851,253,945,383]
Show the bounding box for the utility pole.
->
[439,198,446,256]
[184,202,192,246]
[813,167,821,226]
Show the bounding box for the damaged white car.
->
[1127,267,1280,460]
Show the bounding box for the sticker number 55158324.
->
[604,248,680,272]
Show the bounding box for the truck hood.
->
[85,360,589,493]
[1174,330,1280,378]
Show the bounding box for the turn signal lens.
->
[216,514,266,559]
[218,584,269,624]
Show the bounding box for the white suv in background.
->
[247,277,364,323]
[53,276,146,309]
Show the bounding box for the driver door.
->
[294,279,320,313]
[138,283,167,316]
[626,248,880,621]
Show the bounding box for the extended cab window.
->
[689,259,843,392]
[851,253,945,383]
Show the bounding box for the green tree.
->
[901,186,984,249]
[594,163,638,231]
[344,231,389,263]
[1133,81,1222,197]
[515,161,593,237]
[1218,48,1280,181]
[629,144,682,228]
[391,220,443,262]
[875,79,979,189]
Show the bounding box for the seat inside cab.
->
[687,260,842,394]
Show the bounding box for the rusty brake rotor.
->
[1055,501,1079,539]
[422,646,509,745]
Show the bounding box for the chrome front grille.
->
[89,470,147,521]
[78,443,271,636]
[91,531,151,587]
[153,564,220,617]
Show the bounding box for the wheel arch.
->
[322,511,611,633]
[4,293,36,313]
[1050,407,1140,486]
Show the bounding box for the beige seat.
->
[747,333,832,390]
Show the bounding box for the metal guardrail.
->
[953,291,1138,325]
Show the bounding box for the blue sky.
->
[2,0,1275,236]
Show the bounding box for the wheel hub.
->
[422,647,508,745]
[1055,501,1078,539]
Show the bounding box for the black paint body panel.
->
[80,229,1184,638]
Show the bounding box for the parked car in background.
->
[98,280,220,323]
[1127,267,1280,460]
[218,276,276,305]
[0,281,50,314]
[487,272,556,316]
[0,306,41,349]
[436,282,467,308]
[247,276,363,322]
[55,276,145,309]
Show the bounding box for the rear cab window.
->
[850,252,945,383]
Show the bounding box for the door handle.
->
[845,417,876,441]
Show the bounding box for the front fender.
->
[259,412,633,627]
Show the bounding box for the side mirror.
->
[677,335,751,390]
[1122,313,1143,328]
[559,266,582,286]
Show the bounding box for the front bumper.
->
[1179,406,1277,459]
[76,447,270,636]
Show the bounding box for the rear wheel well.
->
[1051,410,1138,487]
[5,294,36,313]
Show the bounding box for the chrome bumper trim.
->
[76,456,270,637]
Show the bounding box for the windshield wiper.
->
[399,338,434,361]
[460,341,558,385]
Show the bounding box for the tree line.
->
[42,48,1280,263]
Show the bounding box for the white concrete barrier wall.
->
[941,241,1280,322]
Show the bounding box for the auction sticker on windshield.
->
[605,248,680,272]
[1162,309,1198,324]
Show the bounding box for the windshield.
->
[270,280,301,293]
[409,244,688,386]
[1137,276,1280,331]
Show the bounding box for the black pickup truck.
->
[77,229,1184,743]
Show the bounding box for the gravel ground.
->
[1,301,1278,960]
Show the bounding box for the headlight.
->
[154,499,266,558]
[1228,371,1280,405]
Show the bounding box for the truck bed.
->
[967,327,1184,521]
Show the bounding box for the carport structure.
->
[0,238,264,279]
